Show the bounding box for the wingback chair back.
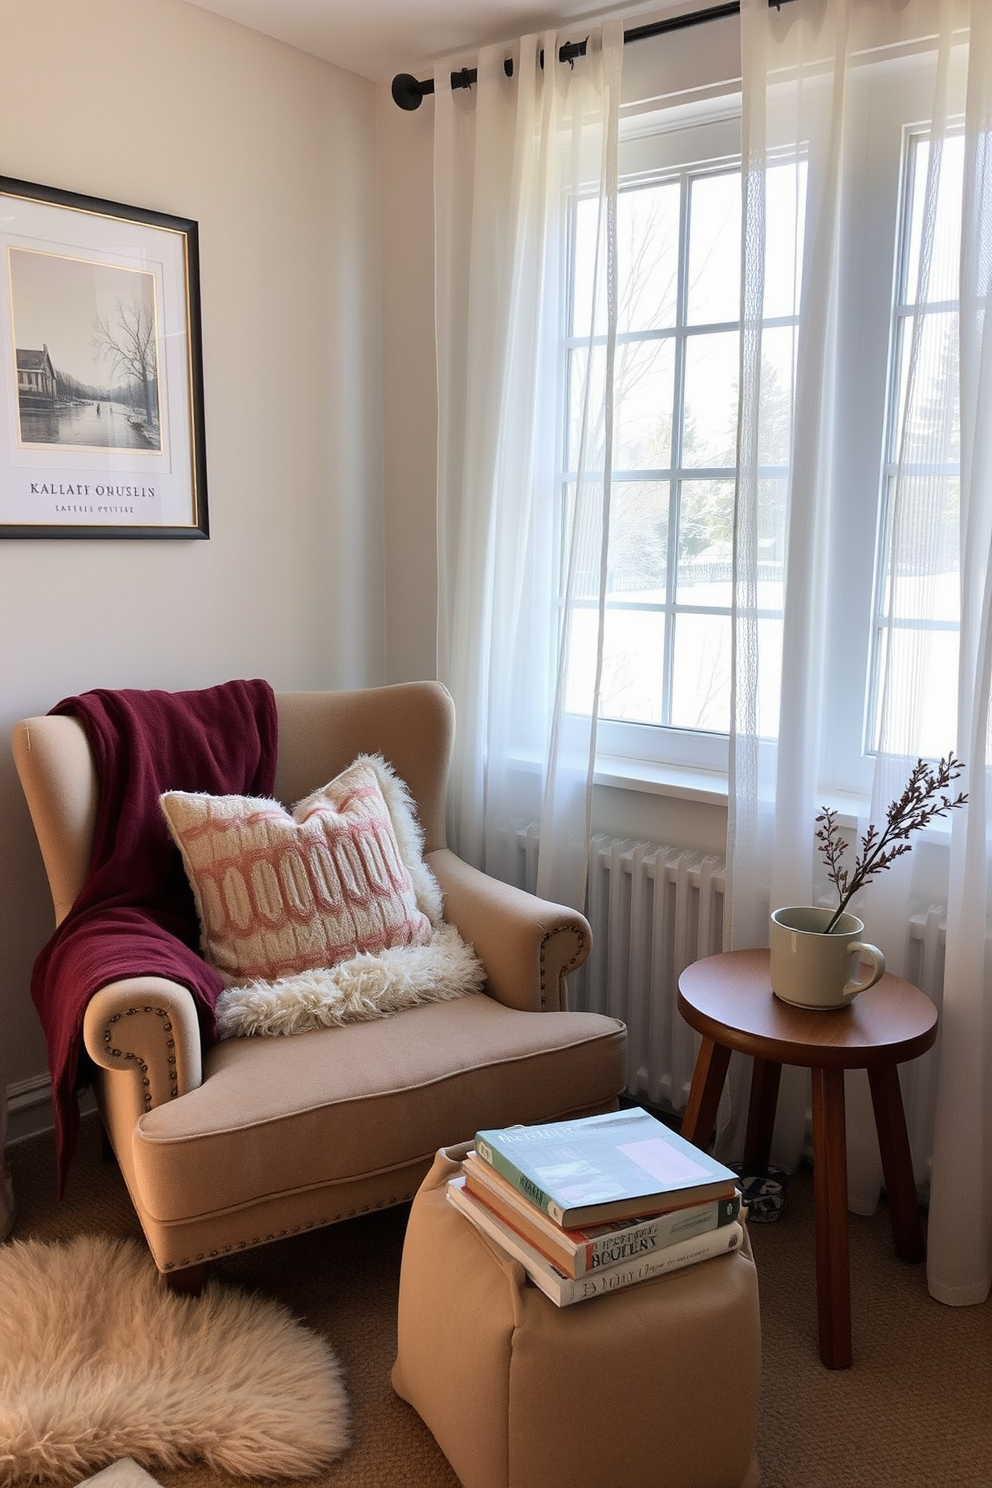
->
[19,683,454,929]
[13,681,627,1286]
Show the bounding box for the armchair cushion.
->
[130,993,626,1270]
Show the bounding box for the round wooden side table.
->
[677,949,938,1369]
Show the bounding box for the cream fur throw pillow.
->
[214,921,484,1038]
[161,754,484,1037]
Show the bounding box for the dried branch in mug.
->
[816,755,967,933]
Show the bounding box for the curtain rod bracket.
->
[391,0,797,109]
[392,57,515,110]
[391,72,431,110]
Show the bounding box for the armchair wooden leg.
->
[165,1263,207,1296]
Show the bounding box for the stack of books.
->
[446,1107,743,1307]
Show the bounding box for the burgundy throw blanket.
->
[30,680,278,1193]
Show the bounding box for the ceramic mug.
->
[769,906,885,1009]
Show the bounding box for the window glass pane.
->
[871,624,958,759]
[608,480,670,595]
[892,310,959,465]
[869,126,963,757]
[618,180,680,333]
[755,615,783,740]
[756,477,788,612]
[764,159,806,319]
[600,607,666,724]
[677,479,734,604]
[904,136,964,307]
[560,481,610,602]
[568,131,802,757]
[563,603,599,713]
[670,613,731,732]
[756,327,797,467]
[682,330,739,467]
[567,344,613,472]
[571,195,610,339]
[613,339,675,468]
[882,474,959,621]
[687,171,741,325]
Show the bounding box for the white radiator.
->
[498,824,726,1114]
[907,905,947,1002]
[579,837,726,1113]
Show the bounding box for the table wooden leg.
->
[743,1058,782,1173]
[868,1062,926,1263]
[680,1037,732,1152]
[811,1065,852,1369]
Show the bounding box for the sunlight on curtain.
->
[435,24,622,913]
[732,0,991,1304]
[927,0,992,1307]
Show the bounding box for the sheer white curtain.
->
[732,0,992,1303]
[928,0,992,1306]
[435,24,622,915]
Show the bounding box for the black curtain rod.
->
[391,0,795,110]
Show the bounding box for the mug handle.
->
[842,942,885,999]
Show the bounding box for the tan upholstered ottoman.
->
[392,1145,762,1488]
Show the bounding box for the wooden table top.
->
[678,949,938,1069]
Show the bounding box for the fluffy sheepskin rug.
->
[215,920,485,1038]
[0,1234,349,1486]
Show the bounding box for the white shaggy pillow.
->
[214,920,484,1038]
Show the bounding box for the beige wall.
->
[0,0,385,1120]
[376,84,439,683]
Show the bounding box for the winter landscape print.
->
[0,177,207,537]
[10,246,163,453]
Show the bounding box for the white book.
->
[447,1175,744,1308]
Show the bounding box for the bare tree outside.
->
[566,161,801,735]
[92,297,160,438]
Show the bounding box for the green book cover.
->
[474,1108,737,1228]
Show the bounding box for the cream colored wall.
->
[0,0,385,1119]
[377,86,439,683]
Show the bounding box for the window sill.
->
[593,754,729,806]
[593,760,955,849]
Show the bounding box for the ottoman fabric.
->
[392,1145,762,1488]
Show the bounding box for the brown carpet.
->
[6,1115,991,1487]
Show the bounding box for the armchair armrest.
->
[427,848,591,1013]
[82,977,204,1113]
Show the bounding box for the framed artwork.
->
[0,176,208,538]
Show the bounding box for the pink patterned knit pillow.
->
[160,756,436,985]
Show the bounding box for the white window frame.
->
[577,49,959,803]
[592,108,742,780]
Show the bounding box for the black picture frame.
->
[0,176,208,538]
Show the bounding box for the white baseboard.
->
[5,1074,96,1147]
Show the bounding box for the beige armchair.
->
[13,682,626,1288]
